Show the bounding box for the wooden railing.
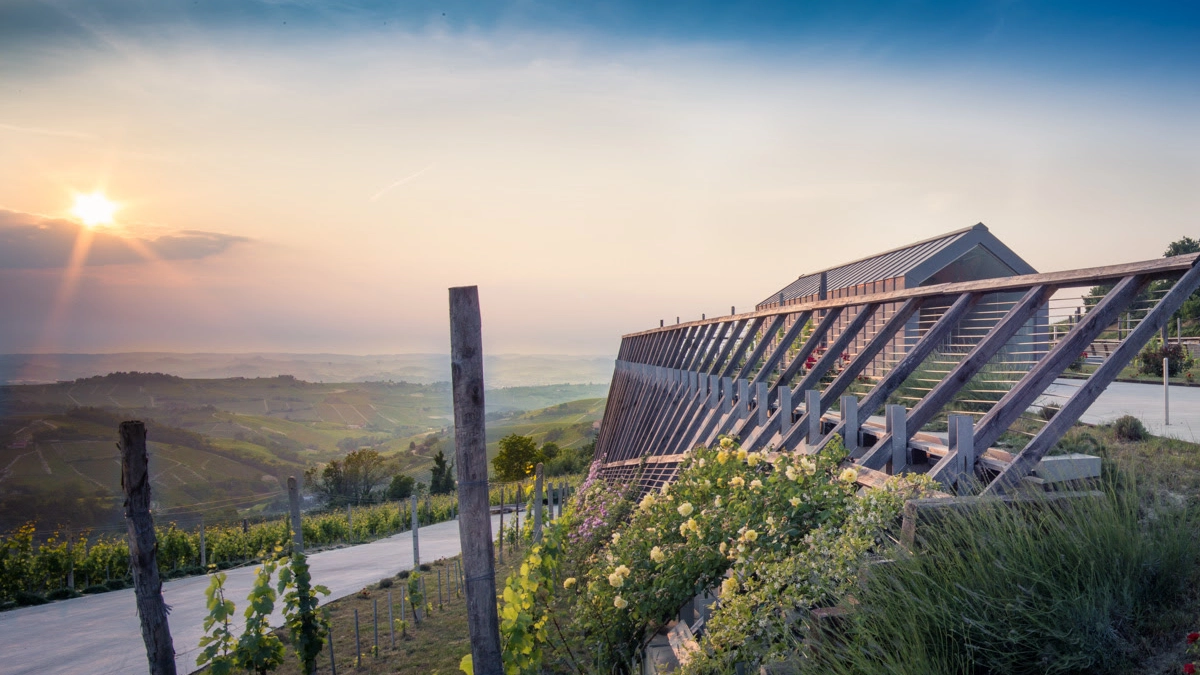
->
[595,252,1200,496]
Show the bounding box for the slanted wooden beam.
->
[971,274,1148,460]
[984,262,1200,494]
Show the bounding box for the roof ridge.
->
[787,223,984,281]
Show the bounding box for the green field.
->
[0,373,606,532]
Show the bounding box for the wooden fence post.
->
[198,518,207,568]
[120,420,177,675]
[449,285,503,675]
[288,476,304,553]
[533,463,544,543]
[411,494,420,566]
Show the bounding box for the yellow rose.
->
[750,479,763,490]
[614,595,628,609]
[717,450,730,464]
[639,494,656,511]
[563,577,577,589]
[721,576,739,596]
[744,529,758,542]
[839,468,859,484]
[650,546,665,563]
[730,476,745,488]
[720,437,734,449]
[736,449,748,462]
[677,502,694,517]
[789,496,801,507]
[608,572,624,588]
[746,452,760,467]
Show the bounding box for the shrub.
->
[1039,405,1060,421]
[14,591,47,606]
[45,588,80,601]
[396,570,410,580]
[104,579,127,591]
[1139,342,1193,377]
[377,577,393,588]
[1113,415,1148,442]
[418,563,431,572]
[82,584,109,594]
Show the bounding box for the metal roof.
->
[759,223,1035,307]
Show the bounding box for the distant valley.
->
[0,371,609,532]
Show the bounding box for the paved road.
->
[1040,379,1200,443]
[0,513,508,675]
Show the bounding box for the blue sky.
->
[0,1,1196,354]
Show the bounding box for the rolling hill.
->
[0,373,607,532]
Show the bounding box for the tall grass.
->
[804,477,1199,675]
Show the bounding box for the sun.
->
[71,192,118,227]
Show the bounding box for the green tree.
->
[304,448,389,507]
[386,473,416,500]
[429,449,455,495]
[539,442,561,460]
[492,434,542,481]
[1165,237,1200,258]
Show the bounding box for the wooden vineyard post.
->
[288,476,304,553]
[198,519,206,568]
[497,486,504,564]
[119,421,177,675]
[533,463,544,543]
[449,285,503,675]
[388,590,395,648]
[411,494,420,566]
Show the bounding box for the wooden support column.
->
[756,381,770,426]
[449,284,502,675]
[840,395,859,453]
[886,405,908,473]
[805,390,822,444]
[736,379,750,419]
[778,386,793,436]
[120,421,177,675]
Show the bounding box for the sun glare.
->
[71,192,118,227]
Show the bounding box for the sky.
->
[0,1,1197,356]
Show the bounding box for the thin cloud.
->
[0,209,250,269]
[0,122,94,140]
[369,164,432,201]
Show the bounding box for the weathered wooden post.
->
[497,486,504,564]
[411,494,420,565]
[533,463,544,543]
[805,390,821,444]
[948,414,975,494]
[449,285,503,675]
[1164,357,1170,425]
[388,590,395,648]
[198,518,207,568]
[353,609,361,665]
[886,405,908,473]
[347,503,353,539]
[778,386,792,435]
[119,420,177,675]
[840,395,859,453]
[66,530,75,590]
[288,476,304,553]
